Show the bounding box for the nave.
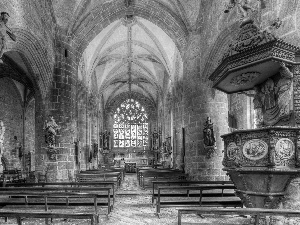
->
[0,173,248,225]
[1,1,300,224]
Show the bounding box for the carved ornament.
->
[275,138,295,166]
[230,71,260,86]
[242,139,268,161]
[227,142,239,160]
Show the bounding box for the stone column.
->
[37,29,78,182]
[182,33,229,181]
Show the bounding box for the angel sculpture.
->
[224,0,266,26]
[0,12,16,63]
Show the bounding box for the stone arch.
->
[202,22,240,82]
[5,28,54,102]
[106,91,156,118]
[71,0,188,61]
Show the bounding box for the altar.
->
[125,162,137,173]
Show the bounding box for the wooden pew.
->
[152,180,235,204]
[139,170,187,188]
[86,168,125,180]
[0,189,112,215]
[0,186,114,210]
[4,181,116,204]
[155,184,242,214]
[177,208,300,225]
[0,211,98,225]
[77,172,121,188]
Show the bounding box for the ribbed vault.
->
[79,14,183,110]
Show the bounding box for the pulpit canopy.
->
[209,22,300,94]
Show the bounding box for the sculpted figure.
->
[124,0,133,8]
[276,62,293,119]
[44,116,60,147]
[246,63,293,126]
[0,120,5,153]
[203,117,216,147]
[263,18,282,35]
[0,12,16,63]
[224,0,265,26]
[103,130,110,150]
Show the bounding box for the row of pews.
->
[140,167,300,224]
[0,167,125,225]
[138,167,242,216]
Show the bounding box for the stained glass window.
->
[113,99,149,147]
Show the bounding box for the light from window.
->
[113,99,148,147]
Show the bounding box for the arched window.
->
[113,99,149,148]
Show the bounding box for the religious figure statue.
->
[224,0,266,26]
[276,62,293,119]
[203,117,216,147]
[43,116,60,147]
[0,120,5,154]
[124,0,133,8]
[246,62,294,126]
[0,12,16,63]
[152,129,159,150]
[102,130,110,150]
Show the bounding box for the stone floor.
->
[0,173,295,225]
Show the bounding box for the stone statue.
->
[203,117,216,147]
[262,18,282,35]
[245,63,294,126]
[125,0,133,8]
[0,120,5,154]
[103,130,110,150]
[43,116,60,147]
[224,0,265,26]
[0,12,16,63]
[276,62,293,119]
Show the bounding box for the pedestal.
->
[40,146,75,182]
[222,127,300,224]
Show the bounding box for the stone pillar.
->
[182,33,229,181]
[37,29,78,181]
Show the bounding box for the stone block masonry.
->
[38,147,76,182]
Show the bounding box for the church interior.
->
[1,0,300,224]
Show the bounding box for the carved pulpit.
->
[209,12,300,225]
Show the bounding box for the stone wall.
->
[25,100,35,151]
[0,78,23,170]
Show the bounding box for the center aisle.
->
[117,173,148,195]
[97,173,246,225]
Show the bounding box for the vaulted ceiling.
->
[71,0,202,108]
[79,15,182,106]
[1,0,203,108]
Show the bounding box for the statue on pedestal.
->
[102,130,110,150]
[43,116,60,148]
[0,12,16,63]
[203,117,215,147]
